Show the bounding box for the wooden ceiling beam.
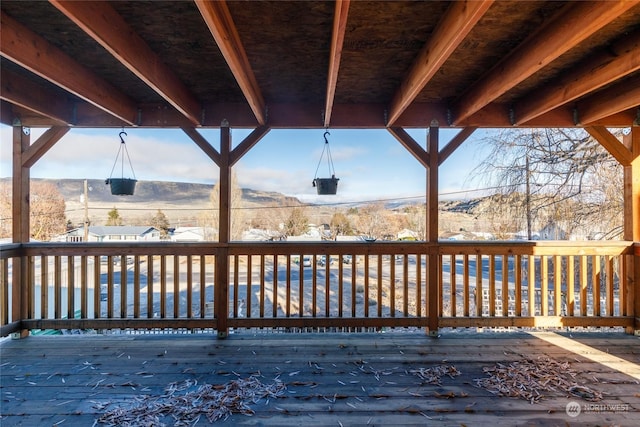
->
[1,67,74,125]
[50,0,202,126]
[324,0,350,128]
[386,0,493,126]
[578,74,640,125]
[452,0,639,125]
[195,0,266,125]
[517,29,640,125]
[0,11,137,125]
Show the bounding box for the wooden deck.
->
[1,331,639,426]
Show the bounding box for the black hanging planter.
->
[313,176,339,195]
[106,131,137,196]
[106,178,137,196]
[313,131,340,195]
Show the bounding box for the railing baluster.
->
[567,255,575,316]
[199,255,206,319]
[514,255,522,316]
[160,255,167,318]
[338,255,344,318]
[325,256,330,317]
[438,254,444,316]
[377,255,382,317]
[580,256,588,316]
[147,255,153,319]
[186,255,193,319]
[351,255,357,318]
[390,254,396,317]
[311,255,317,317]
[364,255,369,318]
[463,254,469,317]
[403,254,409,317]
[232,255,239,318]
[259,255,265,318]
[476,254,482,317]
[540,256,548,316]
[554,255,561,316]
[173,255,180,318]
[489,255,496,317]
[68,256,75,320]
[501,255,508,317]
[593,255,601,316]
[93,256,100,319]
[606,255,614,316]
[285,254,291,317]
[246,255,252,318]
[40,255,47,319]
[298,254,304,317]
[273,254,278,318]
[450,255,456,317]
[121,257,128,319]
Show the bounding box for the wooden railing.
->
[1,241,637,337]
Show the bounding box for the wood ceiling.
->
[1,0,639,130]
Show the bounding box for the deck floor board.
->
[1,331,639,426]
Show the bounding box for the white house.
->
[64,226,161,243]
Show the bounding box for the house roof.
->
[1,1,638,130]
[79,226,158,237]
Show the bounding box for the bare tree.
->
[329,211,352,239]
[354,203,390,240]
[0,181,67,241]
[283,207,309,237]
[474,128,623,239]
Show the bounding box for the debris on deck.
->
[474,356,603,404]
[96,376,286,426]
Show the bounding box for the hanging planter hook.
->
[106,129,137,195]
[312,130,339,194]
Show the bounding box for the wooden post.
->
[12,122,30,338]
[624,127,639,334]
[215,120,231,338]
[427,120,439,336]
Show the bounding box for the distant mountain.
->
[26,178,303,207]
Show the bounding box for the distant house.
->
[539,222,568,240]
[171,227,205,242]
[63,226,161,243]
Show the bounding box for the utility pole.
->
[83,179,89,242]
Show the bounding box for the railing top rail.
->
[2,240,634,258]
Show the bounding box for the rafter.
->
[50,0,202,126]
[195,0,266,125]
[0,11,137,125]
[324,0,350,128]
[578,74,640,125]
[387,0,493,126]
[1,67,74,125]
[452,0,638,125]
[517,29,640,124]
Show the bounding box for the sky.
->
[0,124,494,204]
